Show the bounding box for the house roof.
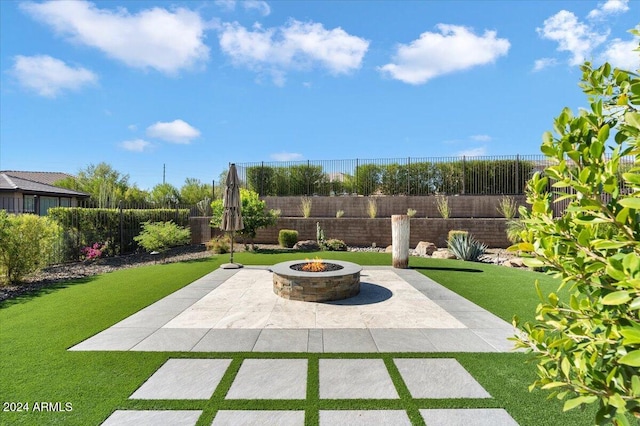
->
[0,171,89,197]
[1,170,74,186]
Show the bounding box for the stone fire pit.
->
[271,260,362,302]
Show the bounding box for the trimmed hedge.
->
[278,229,299,248]
[48,207,190,261]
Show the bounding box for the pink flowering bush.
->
[81,243,104,261]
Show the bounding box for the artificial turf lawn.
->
[0,252,596,425]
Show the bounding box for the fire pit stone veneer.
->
[271,260,362,302]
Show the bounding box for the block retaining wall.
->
[191,217,512,249]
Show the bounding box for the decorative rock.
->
[503,258,526,268]
[415,241,437,257]
[293,240,321,251]
[431,250,456,260]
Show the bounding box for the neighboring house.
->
[0,171,90,216]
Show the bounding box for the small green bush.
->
[447,230,468,242]
[133,221,190,253]
[322,238,348,251]
[447,233,487,262]
[497,195,518,219]
[278,229,299,248]
[506,219,526,244]
[206,236,230,254]
[0,211,62,285]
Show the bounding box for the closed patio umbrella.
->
[220,163,244,269]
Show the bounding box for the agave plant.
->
[447,233,487,262]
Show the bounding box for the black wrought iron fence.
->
[236,155,551,196]
[46,201,197,264]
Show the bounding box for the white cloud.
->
[120,139,153,152]
[219,19,369,84]
[532,57,558,72]
[243,1,270,16]
[270,152,303,161]
[21,0,209,75]
[11,54,97,97]
[215,0,236,11]
[470,134,492,142]
[601,38,640,70]
[146,119,201,144]
[588,0,629,19]
[537,10,607,66]
[127,124,138,131]
[457,147,487,157]
[379,24,510,85]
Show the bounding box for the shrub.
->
[505,219,526,244]
[205,236,230,254]
[436,195,450,218]
[133,221,190,253]
[407,208,417,217]
[497,195,518,219]
[0,211,62,285]
[336,209,344,218]
[300,196,312,218]
[322,239,348,251]
[447,230,468,242]
[512,57,640,422]
[278,229,299,248]
[447,232,487,262]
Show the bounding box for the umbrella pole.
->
[230,231,234,264]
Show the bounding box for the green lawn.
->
[0,252,596,425]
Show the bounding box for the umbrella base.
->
[220,263,244,269]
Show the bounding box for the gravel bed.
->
[1,244,514,302]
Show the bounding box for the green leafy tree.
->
[0,211,62,284]
[180,178,213,205]
[55,162,130,208]
[513,52,640,424]
[149,183,180,206]
[210,188,279,249]
[123,186,149,204]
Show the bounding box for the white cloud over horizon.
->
[379,24,510,84]
[120,139,153,152]
[219,19,369,84]
[11,54,97,97]
[532,57,558,72]
[470,134,492,142]
[588,0,629,19]
[270,152,303,161]
[21,0,209,75]
[243,0,271,16]
[601,37,640,70]
[146,119,201,144]
[457,146,487,157]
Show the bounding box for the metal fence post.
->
[407,157,411,195]
[119,200,124,256]
[461,156,466,195]
[515,154,520,194]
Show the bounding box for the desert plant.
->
[133,221,190,254]
[407,208,417,217]
[322,238,348,251]
[196,197,212,216]
[336,209,344,218]
[436,195,450,218]
[300,196,312,218]
[367,197,377,218]
[316,222,325,244]
[205,236,230,254]
[0,211,62,285]
[278,229,299,248]
[447,230,468,242]
[497,195,518,219]
[505,219,526,244]
[447,232,487,262]
[512,55,640,423]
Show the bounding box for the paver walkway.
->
[70,266,521,425]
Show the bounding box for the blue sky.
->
[1,0,638,191]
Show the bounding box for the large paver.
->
[69,327,156,351]
[370,328,437,352]
[130,359,231,400]
[132,328,209,351]
[421,329,497,352]
[319,410,411,425]
[212,410,305,425]
[226,359,307,399]
[420,408,518,425]
[322,329,377,352]
[101,410,201,426]
[319,359,398,399]
[394,358,491,399]
[192,329,260,352]
[253,329,309,352]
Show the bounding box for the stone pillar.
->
[391,214,410,268]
